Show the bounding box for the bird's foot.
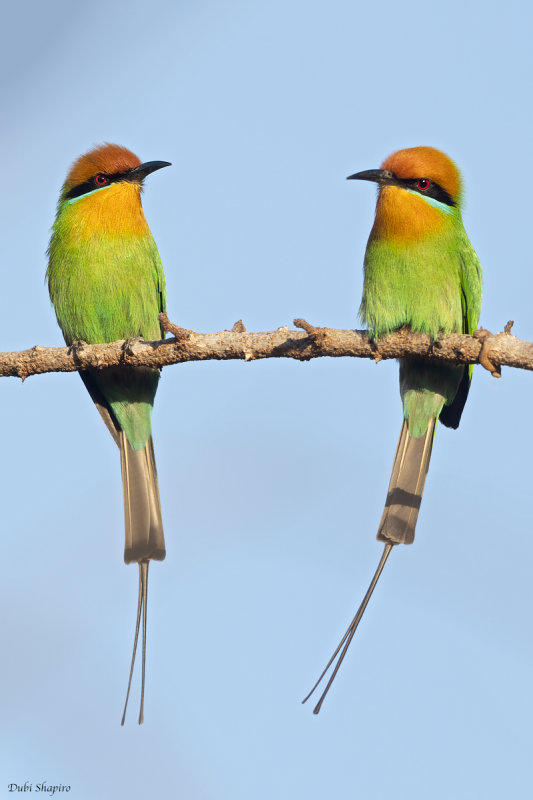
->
[369,338,382,363]
[67,340,89,362]
[428,335,443,353]
[122,336,146,357]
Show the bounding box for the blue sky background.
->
[2,1,533,798]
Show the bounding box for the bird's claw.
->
[123,336,145,357]
[369,338,382,363]
[67,340,89,360]
[428,336,443,353]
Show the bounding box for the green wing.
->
[439,230,482,429]
[151,240,167,338]
[459,232,483,338]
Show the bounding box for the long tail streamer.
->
[302,543,393,714]
[121,561,149,725]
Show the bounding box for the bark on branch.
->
[0,314,527,381]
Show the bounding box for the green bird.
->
[304,146,483,713]
[46,143,171,724]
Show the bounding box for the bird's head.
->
[348,146,463,244]
[56,143,171,235]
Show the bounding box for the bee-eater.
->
[46,143,171,724]
[304,146,482,713]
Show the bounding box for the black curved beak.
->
[130,161,172,180]
[347,168,394,185]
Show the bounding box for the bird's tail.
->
[302,417,436,713]
[377,417,436,545]
[119,432,165,725]
[120,432,166,564]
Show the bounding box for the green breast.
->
[47,227,166,449]
[360,225,470,437]
[47,232,165,345]
[360,229,464,340]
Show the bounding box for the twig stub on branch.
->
[158,312,191,341]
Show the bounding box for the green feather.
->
[46,201,166,450]
[360,210,482,436]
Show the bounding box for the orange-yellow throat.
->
[371,184,454,245]
[64,182,150,240]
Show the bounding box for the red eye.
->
[94,174,108,186]
[417,178,430,191]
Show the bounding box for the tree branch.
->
[0,314,528,381]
